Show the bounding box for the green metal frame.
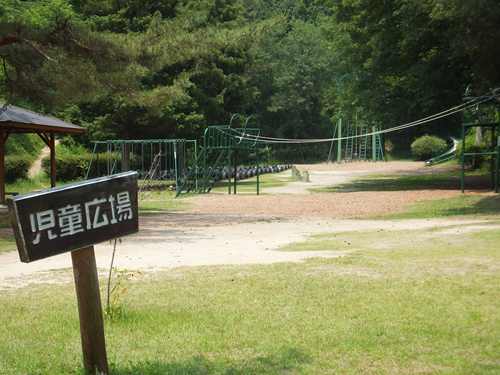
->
[461,86,500,193]
[176,115,261,197]
[327,120,385,164]
[327,70,371,164]
[86,139,197,190]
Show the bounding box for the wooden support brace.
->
[72,246,109,375]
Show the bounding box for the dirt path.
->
[0,161,496,290]
[27,140,59,179]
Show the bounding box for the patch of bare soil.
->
[0,161,496,290]
[28,140,59,179]
[180,161,477,218]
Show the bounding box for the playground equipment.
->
[461,86,500,193]
[84,117,293,196]
[327,121,385,164]
[425,137,459,166]
[327,70,384,164]
[85,139,197,189]
[176,114,262,197]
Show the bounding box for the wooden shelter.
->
[0,102,84,203]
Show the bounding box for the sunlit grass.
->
[368,194,500,220]
[310,173,462,193]
[1,221,499,374]
[279,220,500,258]
[0,236,16,255]
[207,172,291,194]
[138,190,192,215]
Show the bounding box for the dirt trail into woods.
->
[27,140,59,179]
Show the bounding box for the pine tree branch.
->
[0,36,20,48]
[21,38,59,63]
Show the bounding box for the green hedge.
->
[411,135,447,161]
[5,155,31,183]
[41,153,129,181]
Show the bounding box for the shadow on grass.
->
[105,348,310,375]
[0,210,11,228]
[313,173,496,193]
[437,194,500,216]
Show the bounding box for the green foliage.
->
[105,266,141,320]
[249,10,335,163]
[4,133,45,160]
[47,0,277,142]
[318,0,493,147]
[40,151,143,180]
[41,154,88,181]
[410,134,447,160]
[257,20,335,138]
[455,128,496,169]
[41,153,108,180]
[56,137,90,156]
[70,0,179,33]
[429,0,500,91]
[0,0,129,107]
[4,155,31,182]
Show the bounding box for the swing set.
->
[85,139,197,190]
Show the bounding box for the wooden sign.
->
[8,171,138,263]
[7,171,139,374]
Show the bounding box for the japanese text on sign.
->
[8,171,139,263]
[29,191,133,245]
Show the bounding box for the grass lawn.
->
[138,190,192,215]
[1,220,499,374]
[207,173,291,194]
[373,194,500,219]
[309,173,484,193]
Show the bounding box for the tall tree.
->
[1,0,276,143]
[317,0,496,153]
[0,0,127,105]
[322,0,472,123]
[429,0,500,92]
[252,19,335,139]
[56,0,276,142]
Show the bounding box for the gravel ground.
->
[0,161,495,290]
[181,161,469,218]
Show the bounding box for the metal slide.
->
[425,137,459,166]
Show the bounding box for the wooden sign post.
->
[8,172,139,375]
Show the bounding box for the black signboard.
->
[8,171,138,263]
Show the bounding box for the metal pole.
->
[228,147,231,194]
[461,126,466,192]
[372,125,377,162]
[234,149,237,194]
[491,127,495,190]
[174,141,178,193]
[256,144,259,195]
[337,117,342,164]
[326,122,338,164]
[496,132,500,193]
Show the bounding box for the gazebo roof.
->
[0,102,84,133]
[0,102,86,203]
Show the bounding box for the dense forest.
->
[1,0,499,156]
